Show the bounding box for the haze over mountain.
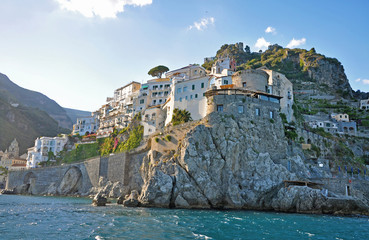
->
[0,73,88,153]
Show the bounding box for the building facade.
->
[26,136,68,168]
[72,112,99,136]
[164,65,209,125]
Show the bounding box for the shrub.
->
[155,137,159,142]
[165,135,172,141]
[172,108,192,126]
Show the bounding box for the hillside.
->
[0,96,69,154]
[63,107,91,124]
[206,44,354,98]
[0,73,73,129]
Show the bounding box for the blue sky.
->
[0,0,368,111]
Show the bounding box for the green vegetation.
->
[172,108,192,126]
[311,144,321,157]
[155,137,159,143]
[285,129,298,140]
[165,135,172,141]
[59,142,100,164]
[0,166,8,176]
[148,65,169,78]
[279,113,287,124]
[202,59,215,71]
[116,125,144,152]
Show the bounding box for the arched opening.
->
[307,139,312,144]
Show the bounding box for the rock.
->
[0,189,15,194]
[46,182,57,195]
[117,195,124,205]
[123,190,140,207]
[108,181,124,198]
[92,192,107,207]
[272,186,326,213]
[13,184,29,194]
[57,167,82,195]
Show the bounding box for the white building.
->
[72,112,99,136]
[97,82,141,137]
[26,135,68,168]
[208,57,236,90]
[164,65,209,125]
[360,99,369,110]
[134,78,171,114]
[141,105,166,136]
[308,120,338,133]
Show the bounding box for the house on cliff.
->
[232,68,294,122]
[163,65,209,125]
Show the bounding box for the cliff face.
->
[135,113,368,214]
[139,113,300,209]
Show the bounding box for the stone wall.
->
[6,151,145,195]
[206,93,280,119]
[232,69,269,92]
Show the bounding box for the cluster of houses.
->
[72,57,294,139]
[20,57,296,168]
[307,113,357,135]
[7,53,362,170]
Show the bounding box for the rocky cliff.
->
[133,113,369,214]
[209,44,354,98]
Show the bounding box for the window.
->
[201,82,205,88]
[238,105,244,114]
[153,85,158,90]
[203,93,205,97]
[243,82,246,87]
[140,99,144,104]
[179,97,182,102]
[217,105,223,112]
[190,95,193,99]
[224,80,229,85]
[192,84,195,90]
[159,99,162,103]
[195,94,198,98]
[177,88,182,93]
[255,108,260,116]
[159,85,163,89]
[269,111,274,119]
[183,86,188,92]
[185,96,188,100]
[153,100,156,104]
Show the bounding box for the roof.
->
[115,81,141,91]
[11,163,26,167]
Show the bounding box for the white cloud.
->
[188,17,215,31]
[254,37,271,50]
[55,0,152,18]
[356,78,369,85]
[286,38,306,48]
[265,26,276,34]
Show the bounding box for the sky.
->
[0,0,368,111]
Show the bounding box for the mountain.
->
[63,108,92,125]
[207,43,354,98]
[0,96,69,154]
[0,73,73,129]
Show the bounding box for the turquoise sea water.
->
[0,195,368,240]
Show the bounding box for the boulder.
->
[123,190,140,207]
[92,192,107,206]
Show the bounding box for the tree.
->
[148,65,169,78]
[171,108,192,126]
[0,166,8,176]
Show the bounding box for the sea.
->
[0,194,368,240]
